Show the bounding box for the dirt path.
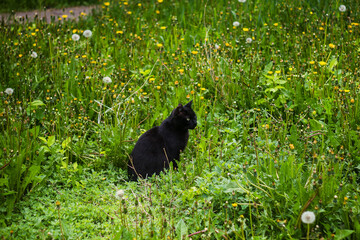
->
[0,5,100,24]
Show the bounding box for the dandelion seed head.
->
[301,211,316,224]
[103,77,112,84]
[238,0,246,2]
[72,34,80,41]
[31,51,38,58]
[5,88,14,95]
[115,189,125,199]
[233,21,240,27]
[83,30,92,38]
[339,5,346,12]
[246,38,253,44]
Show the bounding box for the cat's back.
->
[131,126,164,154]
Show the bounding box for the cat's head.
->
[172,100,197,130]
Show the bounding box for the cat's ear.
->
[174,103,183,115]
[184,100,193,108]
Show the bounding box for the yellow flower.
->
[268,71,273,74]
[309,61,315,64]
[174,81,179,85]
[156,86,161,90]
[116,30,123,34]
[319,61,327,66]
[156,10,160,14]
[275,70,281,74]
[127,11,132,15]
[329,43,336,48]
[243,28,249,32]
[273,23,279,26]
[289,144,295,150]
[62,15,68,19]
[178,69,184,73]
[191,50,198,55]
[232,203,238,207]
[157,43,163,47]
[160,26,167,30]
[104,2,110,6]
[158,0,163,2]
[18,54,23,58]
[350,99,355,103]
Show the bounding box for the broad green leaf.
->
[30,100,45,107]
[334,229,354,240]
[62,137,71,149]
[38,136,47,144]
[48,135,55,147]
[176,219,188,238]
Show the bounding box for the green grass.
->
[1,0,360,239]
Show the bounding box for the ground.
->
[0,5,99,24]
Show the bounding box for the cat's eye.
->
[186,118,190,121]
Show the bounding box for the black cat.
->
[128,100,197,181]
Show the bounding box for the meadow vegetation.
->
[0,0,360,239]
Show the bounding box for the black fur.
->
[128,100,197,181]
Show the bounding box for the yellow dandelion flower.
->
[243,28,249,32]
[127,11,132,15]
[329,43,336,48]
[268,71,273,74]
[174,81,179,85]
[62,15,68,19]
[309,61,315,64]
[275,70,281,74]
[232,203,238,207]
[104,2,110,6]
[156,10,160,14]
[156,86,161,90]
[157,43,163,47]
[191,50,198,54]
[160,26,167,30]
[158,0,163,2]
[319,61,327,66]
[273,23,279,26]
[289,144,295,150]
[350,99,355,103]
[178,69,184,73]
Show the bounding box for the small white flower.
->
[115,189,124,199]
[246,38,252,44]
[83,30,92,38]
[5,88,14,95]
[103,77,112,84]
[31,51,38,58]
[72,33,80,41]
[301,211,316,224]
[233,21,240,27]
[238,0,246,2]
[339,5,346,12]
[215,44,220,49]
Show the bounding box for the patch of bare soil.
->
[0,5,100,24]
